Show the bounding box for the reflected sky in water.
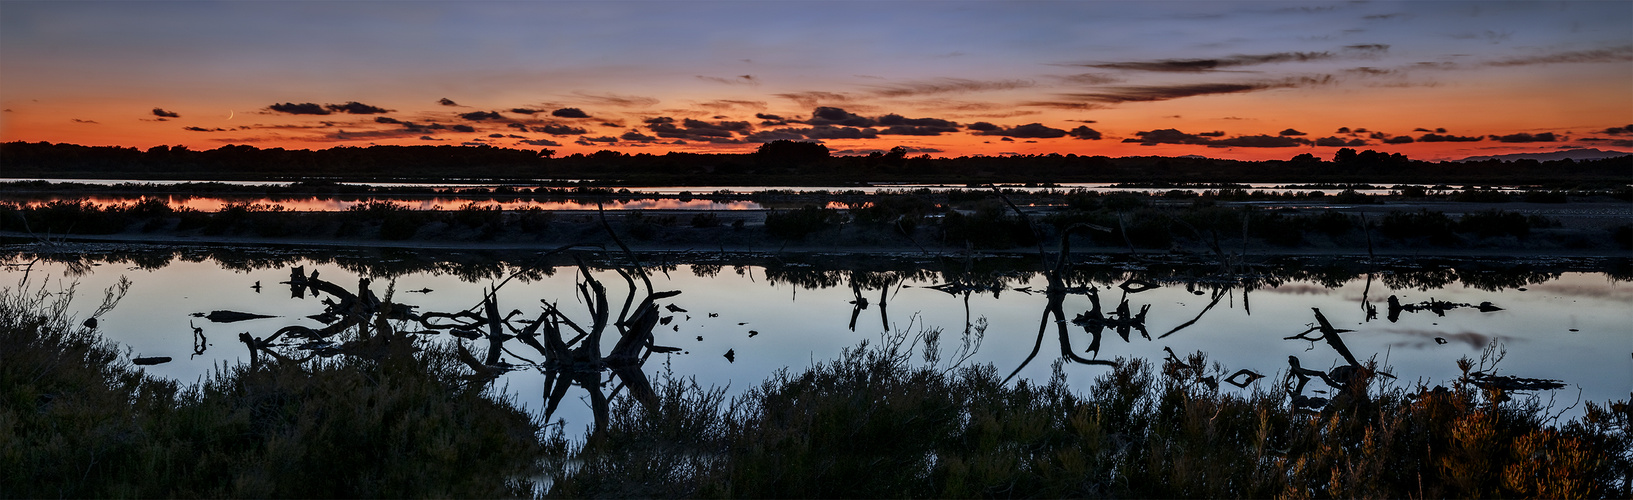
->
[8,254,1629,434]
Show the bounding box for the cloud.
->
[1053,77,1330,104]
[152,108,180,118]
[1601,124,1633,135]
[183,126,224,132]
[450,124,476,133]
[71,118,98,124]
[867,78,1034,97]
[756,112,788,125]
[1383,135,1415,144]
[774,91,854,108]
[1489,132,1558,143]
[575,136,619,146]
[643,117,753,140]
[872,113,959,136]
[1197,131,1226,137]
[438,98,458,106]
[620,130,659,143]
[510,108,542,115]
[1345,66,1396,76]
[396,121,447,132]
[1213,135,1312,147]
[1485,45,1633,67]
[573,92,659,108]
[697,75,758,85]
[1315,136,1369,147]
[551,108,591,118]
[1279,128,1306,136]
[698,99,766,111]
[1125,128,1311,147]
[324,101,389,114]
[535,124,587,135]
[1343,44,1390,54]
[805,107,876,127]
[1380,328,1503,350]
[1069,126,1102,140]
[374,116,401,124]
[459,111,504,121]
[966,122,1001,132]
[269,102,330,115]
[1079,51,1333,72]
[979,123,1069,139]
[832,146,944,155]
[1055,73,1122,85]
[1416,133,1482,142]
[420,136,442,141]
[743,126,879,142]
[520,139,561,147]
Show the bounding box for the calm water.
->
[6,248,1629,435]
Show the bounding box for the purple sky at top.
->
[2,1,1629,160]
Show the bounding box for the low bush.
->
[0,277,551,497]
[1379,209,1459,244]
[764,205,845,240]
[1458,210,1533,239]
[552,333,1633,498]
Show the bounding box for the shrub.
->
[1458,210,1532,238]
[690,212,721,228]
[764,205,845,240]
[0,277,551,497]
[1308,210,1356,237]
[1379,209,1458,245]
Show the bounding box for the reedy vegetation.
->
[1,275,1629,498]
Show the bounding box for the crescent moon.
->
[227,110,234,120]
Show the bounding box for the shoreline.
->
[7,230,1630,260]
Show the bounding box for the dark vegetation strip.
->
[3,275,1630,497]
[3,140,1630,184]
[3,189,1629,251]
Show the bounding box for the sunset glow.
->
[2,1,1629,162]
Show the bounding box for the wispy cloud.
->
[572,92,659,108]
[1052,77,1331,104]
[1486,44,1633,67]
[774,91,855,108]
[1077,51,1334,72]
[696,74,758,86]
[866,78,1034,97]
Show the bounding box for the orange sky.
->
[3,1,1629,162]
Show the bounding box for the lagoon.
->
[7,245,1628,435]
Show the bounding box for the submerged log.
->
[1466,372,1566,392]
[195,310,276,323]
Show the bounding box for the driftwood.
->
[132,356,171,365]
[194,310,276,323]
[1465,372,1566,392]
[1386,295,1503,322]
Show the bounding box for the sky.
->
[2,0,1630,161]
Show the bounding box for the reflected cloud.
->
[1377,328,1512,350]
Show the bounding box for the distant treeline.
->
[2,140,1629,185]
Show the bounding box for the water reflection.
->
[9,195,765,212]
[4,245,1628,433]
